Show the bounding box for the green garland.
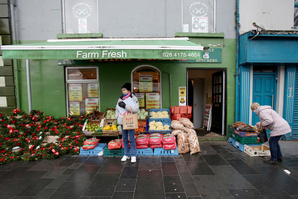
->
[0,109,88,164]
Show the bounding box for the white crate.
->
[244,144,270,156]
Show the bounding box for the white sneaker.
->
[121,155,130,162]
[131,156,136,163]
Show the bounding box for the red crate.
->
[180,106,188,113]
[181,113,192,120]
[187,106,192,114]
[170,106,180,114]
[171,113,181,120]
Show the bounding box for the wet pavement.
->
[0,140,298,199]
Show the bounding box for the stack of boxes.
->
[170,106,192,120]
[228,125,270,156]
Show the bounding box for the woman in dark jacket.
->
[115,83,139,163]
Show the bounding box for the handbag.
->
[258,122,268,143]
[123,107,138,130]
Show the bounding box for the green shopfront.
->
[2,33,236,136]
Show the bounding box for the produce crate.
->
[82,119,101,136]
[179,106,192,114]
[170,106,192,114]
[103,146,124,156]
[244,144,270,156]
[170,106,180,114]
[229,132,258,144]
[149,109,171,119]
[88,111,104,121]
[79,143,107,156]
[135,148,154,156]
[105,108,116,124]
[227,137,235,146]
[234,129,258,137]
[101,130,120,136]
[148,118,172,133]
[153,148,178,156]
[228,125,234,134]
[102,119,121,136]
[229,137,261,152]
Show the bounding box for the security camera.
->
[252,22,267,31]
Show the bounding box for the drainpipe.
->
[26,59,32,113]
[9,0,21,108]
[235,0,240,121]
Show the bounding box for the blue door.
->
[252,73,276,125]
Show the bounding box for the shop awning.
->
[1,38,204,60]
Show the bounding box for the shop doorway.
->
[187,69,226,137]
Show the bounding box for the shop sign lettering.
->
[76,50,128,59]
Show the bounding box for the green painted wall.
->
[15,37,236,129]
[16,59,66,117]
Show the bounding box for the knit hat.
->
[121,83,131,92]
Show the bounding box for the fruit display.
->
[102,124,118,131]
[85,122,100,132]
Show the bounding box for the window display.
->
[132,66,161,109]
[66,67,99,115]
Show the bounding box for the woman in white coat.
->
[116,83,139,163]
[251,102,291,164]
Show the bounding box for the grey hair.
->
[251,102,260,110]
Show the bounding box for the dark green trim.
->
[7,96,16,106]
[5,76,14,86]
[0,87,14,95]
[56,33,103,39]
[0,66,13,75]
[3,59,12,66]
[175,32,225,38]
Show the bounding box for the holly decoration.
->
[0,108,88,164]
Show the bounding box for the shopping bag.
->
[258,122,268,143]
[123,107,138,130]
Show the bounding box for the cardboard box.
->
[244,144,270,156]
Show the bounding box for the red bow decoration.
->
[52,149,59,156]
[13,108,20,114]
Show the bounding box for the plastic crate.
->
[148,118,172,133]
[229,132,258,144]
[79,143,107,156]
[153,148,178,156]
[149,109,171,119]
[103,146,124,156]
[234,129,258,137]
[170,106,180,114]
[135,148,154,156]
[228,125,234,134]
[229,137,262,152]
[228,137,235,145]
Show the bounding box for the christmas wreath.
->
[0,108,88,164]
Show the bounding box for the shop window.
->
[66,67,99,116]
[132,66,161,109]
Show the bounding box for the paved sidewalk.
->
[0,140,297,199]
